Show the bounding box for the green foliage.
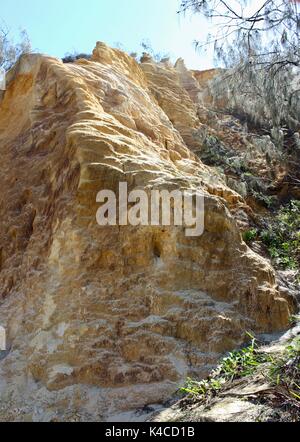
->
[251,191,277,209]
[180,1,300,131]
[216,334,271,381]
[268,335,300,403]
[181,334,270,400]
[243,229,258,244]
[201,135,250,176]
[260,200,300,271]
[181,332,300,417]
[180,377,223,398]
[289,314,300,327]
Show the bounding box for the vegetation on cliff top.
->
[0,26,31,71]
[181,1,300,132]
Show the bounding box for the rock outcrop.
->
[0,42,296,421]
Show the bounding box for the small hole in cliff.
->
[153,244,161,259]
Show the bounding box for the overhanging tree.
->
[180,0,300,133]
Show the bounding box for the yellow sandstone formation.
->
[0,42,296,421]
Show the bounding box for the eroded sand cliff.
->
[0,42,296,421]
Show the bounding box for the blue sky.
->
[0,0,214,69]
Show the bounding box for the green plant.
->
[243,229,258,243]
[216,334,271,381]
[181,333,270,400]
[180,377,223,398]
[289,314,300,326]
[268,336,300,403]
[251,191,277,209]
[260,200,300,272]
[181,332,300,420]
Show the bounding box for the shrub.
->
[62,52,91,63]
[260,200,300,272]
[251,191,277,209]
[181,334,271,400]
[181,332,300,418]
[243,229,258,243]
[268,335,300,403]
